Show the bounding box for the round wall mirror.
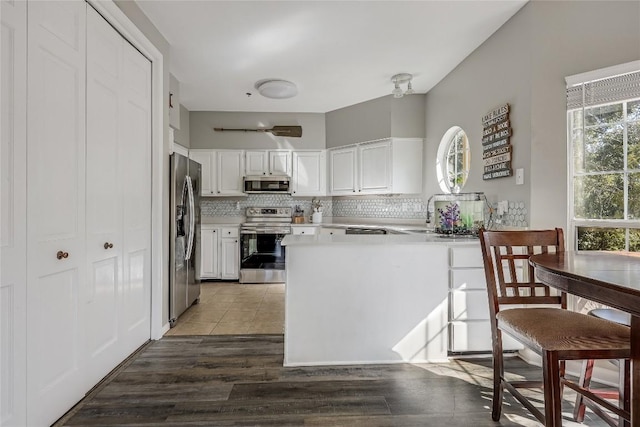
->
[437,126,470,193]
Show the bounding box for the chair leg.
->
[574,359,595,423]
[542,350,563,427]
[620,359,630,427]
[492,331,504,421]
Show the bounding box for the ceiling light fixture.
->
[255,79,298,99]
[391,73,414,98]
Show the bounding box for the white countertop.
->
[282,233,478,246]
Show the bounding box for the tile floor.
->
[165,282,284,336]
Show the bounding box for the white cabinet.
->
[319,227,346,235]
[190,150,245,196]
[200,226,239,280]
[292,151,326,196]
[200,227,219,279]
[328,138,423,195]
[245,150,291,176]
[220,227,240,280]
[217,150,244,195]
[448,244,522,353]
[359,141,391,193]
[189,150,215,196]
[329,147,357,195]
[292,226,318,235]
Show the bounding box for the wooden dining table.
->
[530,251,640,426]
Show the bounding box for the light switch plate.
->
[516,168,524,185]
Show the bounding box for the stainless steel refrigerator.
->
[169,153,201,327]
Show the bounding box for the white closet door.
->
[119,26,152,357]
[26,1,88,426]
[85,5,124,385]
[1,1,27,425]
[85,6,151,376]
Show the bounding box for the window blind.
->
[566,70,640,110]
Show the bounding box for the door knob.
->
[104,242,114,249]
[56,251,69,260]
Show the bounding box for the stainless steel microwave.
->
[243,176,291,194]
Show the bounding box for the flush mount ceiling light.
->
[391,73,414,98]
[255,79,298,99]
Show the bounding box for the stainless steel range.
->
[239,207,292,283]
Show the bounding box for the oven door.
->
[239,227,289,283]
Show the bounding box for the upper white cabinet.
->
[217,150,244,195]
[245,150,291,176]
[292,151,326,197]
[189,150,215,196]
[359,141,391,194]
[329,138,423,195]
[329,147,357,195]
[190,149,245,196]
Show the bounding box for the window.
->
[567,64,640,251]
[437,126,470,193]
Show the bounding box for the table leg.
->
[631,315,640,427]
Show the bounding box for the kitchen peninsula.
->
[281,233,488,367]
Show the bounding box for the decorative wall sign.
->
[482,103,513,180]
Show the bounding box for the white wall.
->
[190,111,325,150]
[424,0,640,229]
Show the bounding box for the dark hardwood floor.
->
[55,335,609,426]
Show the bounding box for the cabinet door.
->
[217,150,244,195]
[359,141,390,194]
[245,150,267,176]
[269,150,291,176]
[200,228,219,279]
[220,237,239,280]
[189,151,214,196]
[292,151,326,196]
[292,226,317,235]
[329,147,357,195]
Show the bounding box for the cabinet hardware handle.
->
[56,251,69,260]
[235,240,238,243]
[104,242,113,249]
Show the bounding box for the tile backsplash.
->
[201,194,527,225]
[201,195,333,218]
[201,194,426,220]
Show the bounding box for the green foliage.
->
[574,99,640,250]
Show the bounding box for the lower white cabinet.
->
[448,244,522,353]
[292,225,318,235]
[200,226,239,280]
[320,227,346,235]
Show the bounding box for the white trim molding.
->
[565,60,640,87]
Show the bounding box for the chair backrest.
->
[479,229,566,317]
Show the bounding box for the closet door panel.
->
[26,1,87,423]
[85,5,122,383]
[120,39,152,351]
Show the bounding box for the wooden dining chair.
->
[573,308,631,425]
[479,229,631,426]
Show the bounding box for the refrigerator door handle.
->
[185,176,195,261]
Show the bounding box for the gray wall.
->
[190,111,325,149]
[424,0,640,229]
[326,94,425,148]
[114,0,173,326]
[174,105,190,148]
[528,0,640,229]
